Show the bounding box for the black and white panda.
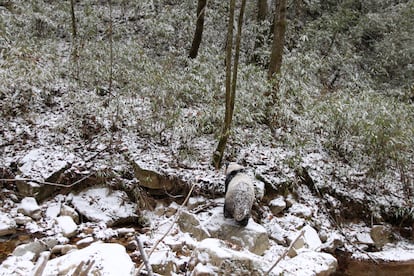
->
[223,162,255,226]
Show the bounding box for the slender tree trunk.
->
[268,0,286,80]
[189,0,207,58]
[212,0,246,169]
[70,0,77,39]
[253,0,268,63]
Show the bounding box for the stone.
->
[43,242,135,275]
[0,212,17,236]
[13,237,58,259]
[55,216,78,238]
[60,204,79,224]
[321,231,344,253]
[70,187,138,227]
[371,224,393,249]
[303,225,322,251]
[203,213,269,255]
[289,203,312,219]
[269,196,286,215]
[192,263,217,276]
[177,210,210,241]
[187,196,206,210]
[267,222,287,246]
[17,197,41,220]
[149,250,177,275]
[16,148,75,200]
[272,251,337,276]
[190,238,264,275]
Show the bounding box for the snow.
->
[43,242,135,275]
[70,187,138,226]
[55,216,77,238]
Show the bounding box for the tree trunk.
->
[70,0,77,39]
[189,0,207,59]
[252,0,268,63]
[268,0,286,80]
[212,0,246,169]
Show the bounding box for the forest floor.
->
[1,0,413,275]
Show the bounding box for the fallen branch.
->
[135,182,196,275]
[265,229,305,275]
[32,251,50,276]
[136,236,153,276]
[0,173,93,188]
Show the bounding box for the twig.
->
[136,236,153,276]
[0,173,92,188]
[265,230,305,275]
[135,182,196,275]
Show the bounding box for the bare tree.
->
[189,0,207,58]
[212,0,247,169]
[268,0,287,80]
[253,0,268,63]
[70,0,77,38]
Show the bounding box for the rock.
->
[16,147,74,200]
[267,222,287,245]
[76,237,95,249]
[149,250,178,275]
[60,204,79,224]
[165,201,180,217]
[269,196,286,215]
[271,252,337,276]
[371,224,393,249]
[203,213,269,255]
[45,202,61,219]
[187,196,206,210]
[192,263,217,276]
[191,238,264,275]
[177,210,210,241]
[303,225,322,251]
[51,244,77,255]
[0,212,17,236]
[55,216,78,238]
[14,216,33,225]
[13,237,58,259]
[70,187,138,227]
[43,242,135,275]
[321,231,344,253]
[17,197,41,220]
[289,203,312,219]
[254,180,265,201]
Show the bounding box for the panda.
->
[223,162,255,226]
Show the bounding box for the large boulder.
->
[43,242,135,275]
[0,212,17,236]
[203,213,269,255]
[70,187,138,227]
[177,210,210,241]
[190,238,265,275]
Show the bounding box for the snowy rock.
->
[43,242,135,275]
[321,231,344,253]
[60,204,79,223]
[203,213,269,255]
[192,263,217,276]
[149,250,178,275]
[51,244,77,255]
[303,225,322,251]
[76,237,95,248]
[178,210,210,241]
[254,180,265,201]
[165,201,180,217]
[371,224,393,249]
[45,202,61,219]
[14,215,33,225]
[272,251,337,276]
[0,212,17,236]
[70,187,138,226]
[191,238,264,275]
[17,197,41,220]
[267,221,287,245]
[55,216,78,238]
[187,196,206,210]
[13,237,58,259]
[16,147,74,199]
[269,196,287,215]
[289,203,312,219]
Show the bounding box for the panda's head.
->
[225,162,245,176]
